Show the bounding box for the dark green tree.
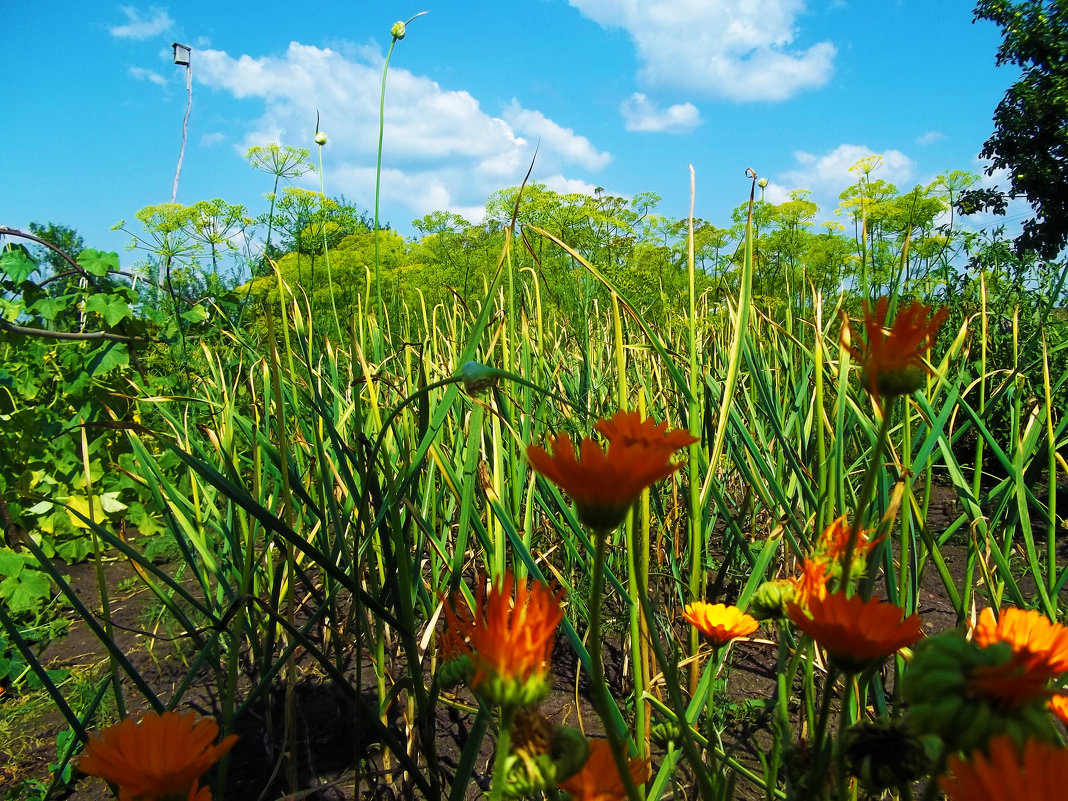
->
[972,0,1068,258]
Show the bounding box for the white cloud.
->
[569,0,835,101]
[761,181,793,206]
[193,42,610,224]
[915,131,945,146]
[778,144,913,197]
[128,66,167,86]
[620,93,701,132]
[109,6,173,39]
[542,175,604,196]
[200,132,226,148]
[501,101,611,169]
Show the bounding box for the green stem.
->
[589,528,643,801]
[840,396,898,592]
[805,664,839,800]
[316,143,342,342]
[488,704,516,801]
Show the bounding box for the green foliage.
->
[973,0,1068,258]
[0,548,51,617]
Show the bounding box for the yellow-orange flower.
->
[788,557,830,608]
[682,602,759,647]
[787,592,923,673]
[844,297,948,400]
[812,515,881,569]
[526,411,697,531]
[79,711,237,801]
[442,571,564,708]
[972,607,1068,679]
[557,738,648,801]
[967,607,1068,708]
[940,735,1068,801]
[1048,694,1068,726]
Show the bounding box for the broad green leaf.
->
[0,568,51,615]
[55,536,93,563]
[180,304,209,324]
[87,342,129,376]
[77,249,119,276]
[0,250,38,282]
[0,547,25,578]
[84,293,133,326]
[99,491,127,514]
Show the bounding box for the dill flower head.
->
[78,711,237,801]
[526,410,697,532]
[843,296,948,400]
[682,602,759,648]
[441,571,564,708]
[787,591,923,673]
[557,738,648,801]
[941,735,1068,801]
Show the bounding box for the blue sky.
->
[3,2,1023,267]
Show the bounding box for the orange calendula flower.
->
[557,738,648,801]
[787,558,830,608]
[682,602,759,647]
[940,735,1068,801]
[972,607,1068,679]
[442,571,564,708]
[811,515,881,569]
[787,592,923,673]
[844,296,948,400]
[527,410,698,531]
[967,607,1068,708]
[79,711,237,801]
[1048,694,1068,726]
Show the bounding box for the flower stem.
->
[840,396,898,591]
[488,704,516,801]
[589,527,643,801]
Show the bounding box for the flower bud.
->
[391,21,406,39]
[749,579,795,621]
[314,131,328,146]
[461,360,499,395]
[757,177,769,188]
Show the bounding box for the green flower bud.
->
[314,131,328,146]
[863,363,926,398]
[749,579,795,621]
[549,726,590,783]
[461,360,499,395]
[844,721,930,791]
[391,21,406,39]
[902,633,1057,754]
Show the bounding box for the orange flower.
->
[442,571,564,707]
[787,592,923,673]
[966,607,1068,708]
[940,735,1068,801]
[557,738,648,801]
[79,711,237,801]
[527,411,697,531]
[972,607,1068,679]
[788,557,830,608]
[811,515,881,568]
[682,602,759,647]
[844,297,948,400]
[1048,694,1068,726]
